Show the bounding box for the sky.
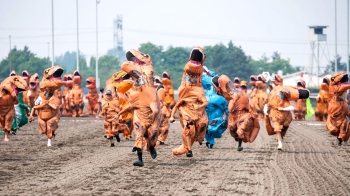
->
[0,0,349,72]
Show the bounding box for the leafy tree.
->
[138,42,164,67]
[271,51,281,61]
[55,51,77,72]
[98,55,120,86]
[324,55,346,74]
[0,46,50,81]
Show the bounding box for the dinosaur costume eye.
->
[14,78,19,81]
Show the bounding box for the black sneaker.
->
[133,160,144,167]
[186,150,193,157]
[237,146,243,151]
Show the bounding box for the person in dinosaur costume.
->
[85,77,99,115]
[240,80,248,93]
[110,71,134,140]
[211,74,260,151]
[153,75,170,145]
[98,84,129,147]
[254,74,268,120]
[28,66,66,146]
[264,85,310,150]
[23,73,40,109]
[115,49,161,167]
[202,66,228,149]
[161,71,176,112]
[11,90,31,135]
[326,72,350,145]
[61,74,73,117]
[315,77,330,122]
[69,70,88,117]
[293,79,307,121]
[0,75,27,141]
[249,75,258,99]
[233,77,241,90]
[169,46,208,157]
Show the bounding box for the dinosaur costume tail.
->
[264,115,275,135]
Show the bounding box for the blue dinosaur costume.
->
[202,68,228,148]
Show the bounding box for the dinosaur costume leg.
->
[172,117,196,157]
[0,108,15,141]
[158,116,170,144]
[46,113,60,139]
[195,113,208,145]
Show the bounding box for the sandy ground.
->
[1,116,350,196]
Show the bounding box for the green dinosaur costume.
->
[11,92,30,133]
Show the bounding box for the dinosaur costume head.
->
[272,74,283,86]
[211,74,235,100]
[9,70,17,76]
[256,74,267,88]
[1,75,28,96]
[329,72,350,94]
[153,75,163,87]
[110,70,134,94]
[320,77,330,91]
[63,74,73,88]
[86,77,96,89]
[104,84,118,100]
[162,71,172,86]
[40,65,65,92]
[22,70,30,81]
[233,77,240,88]
[240,80,248,92]
[250,75,257,86]
[29,73,40,90]
[121,49,153,83]
[72,70,82,84]
[186,46,206,75]
[296,79,306,89]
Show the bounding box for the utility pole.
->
[9,35,11,72]
[48,42,50,67]
[51,0,55,67]
[76,0,80,71]
[335,0,338,72]
[96,0,100,88]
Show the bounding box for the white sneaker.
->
[47,139,52,147]
[277,143,282,150]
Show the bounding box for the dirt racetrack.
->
[1,116,350,196]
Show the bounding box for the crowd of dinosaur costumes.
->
[3,46,350,172]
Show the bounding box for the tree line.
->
[1,41,305,88]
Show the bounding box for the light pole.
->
[96,0,100,88]
[76,0,80,71]
[9,35,11,72]
[47,42,50,67]
[335,0,338,72]
[347,0,349,74]
[51,0,55,67]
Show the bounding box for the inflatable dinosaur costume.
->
[255,74,268,120]
[170,46,208,157]
[86,77,99,115]
[315,77,330,122]
[99,84,129,147]
[29,66,66,146]
[0,75,27,141]
[23,73,40,109]
[61,74,73,117]
[211,74,260,151]
[110,71,134,140]
[70,70,87,117]
[153,76,171,145]
[115,49,161,167]
[161,71,176,111]
[326,72,350,145]
[202,67,228,149]
[293,79,307,121]
[264,85,310,150]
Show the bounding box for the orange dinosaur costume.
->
[264,85,310,150]
[211,75,260,151]
[249,75,258,99]
[23,73,40,109]
[315,77,330,122]
[0,76,27,141]
[115,49,161,167]
[61,74,73,117]
[86,77,99,115]
[154,76,170,145]
[170,46,208,157]
[326,72,350,145]
[293,79,307,121]
[255,74,268,119]
[69,70,87,117]
[99,84,129,147]
[161,71,176,111]
[29,66,66,146]
[110,72,134,140]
